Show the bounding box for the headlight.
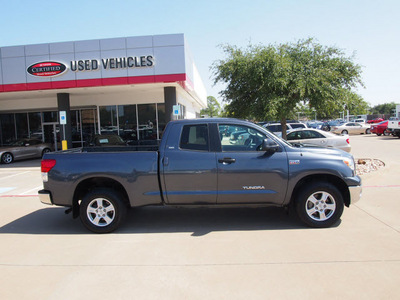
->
[343,157,355,172]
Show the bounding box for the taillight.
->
[41,159,56,173]
[346,138,350,144]
[41,159,56,182]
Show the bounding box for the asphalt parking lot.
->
[0,134,399,300]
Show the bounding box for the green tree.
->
[371,102,397,115]
[212,38,365,138]
[200,96,221,117]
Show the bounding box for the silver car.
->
[0,138,53,164]
[286,128,351,152]
[331,122,371,135]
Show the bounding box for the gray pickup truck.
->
[39,118,362,233]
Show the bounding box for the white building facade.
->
[0,33,207,149]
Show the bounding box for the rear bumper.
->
[349,185,362,204]
[38,189,53,205]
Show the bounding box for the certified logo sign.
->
[27,61,67,77]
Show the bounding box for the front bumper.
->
[38,189,53,205]
[349,185,362,204]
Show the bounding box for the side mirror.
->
[262,139,280,152]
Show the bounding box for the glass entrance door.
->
[43,123,60,151]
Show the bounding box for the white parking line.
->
[0,171,30,180]
[19,186,42,195]
[0,187,15,194]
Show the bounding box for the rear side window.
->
[180,124,209,151]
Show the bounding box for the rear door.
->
[161,123,218,204]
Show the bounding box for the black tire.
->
[80,188,127,233]
[341,130,348,135]
[1,152,13,164]
[376,133,382,136]
[42,148,51,157]
[295,182,344,228]
[383,130,390,136]
[365,128,371,134]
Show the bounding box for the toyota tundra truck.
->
[39,118,362,233]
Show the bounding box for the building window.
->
[138,104,157,141]
[0,114,16,145]
[29,112,42,140]
[99,106,118,134]
[16,113,29,139]
[157,103,166,138]
[118,105,137,143]
[42,111,58,123]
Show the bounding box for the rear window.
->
[290,123,306,129]
[180,124,209,151]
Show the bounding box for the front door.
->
[216,124,289,204]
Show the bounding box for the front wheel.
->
[295,182,344,228]
[365,128,371,134]
[1,153,13,164]
[80,188,127,233]
[341,130,348,135]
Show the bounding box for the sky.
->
[0,0,399,107]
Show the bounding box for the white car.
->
[286,128,351,152]
[331,122,371,135]
[263,122,307,136]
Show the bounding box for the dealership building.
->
[0,33,207,150]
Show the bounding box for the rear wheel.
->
[80,188,127,233]
[1,153,13,164]
[341,130,348,135]
[295,182,344,228]
[42,148,51,157]
[365,128,371,134]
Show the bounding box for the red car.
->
[367,118,384,124]
[370,121,389,136]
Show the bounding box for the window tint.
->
[219,124,266,152]
[180,124,209,151]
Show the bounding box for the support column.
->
[164,87,177,123]
[57,93,72,149]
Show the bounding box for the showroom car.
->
[0,138,53,164]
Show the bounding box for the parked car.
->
[367,118,384,124]
[0,138,52,164]
[353,118,366,124]
[263,122,307,136]
[286,128,351,152]
[39,118,362,232]
[321,120,345,132]
[331,122,371,135]
[370,121,389,136]
[263,123,291,136]
[307,121,324,129]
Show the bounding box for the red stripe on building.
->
[0,74,187,93]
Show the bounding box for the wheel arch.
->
[290,174,350,208]
[72,177,130,218]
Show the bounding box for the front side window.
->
[180,124,209,151]
[219,124,265,152]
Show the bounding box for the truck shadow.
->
[0,206,339,235]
